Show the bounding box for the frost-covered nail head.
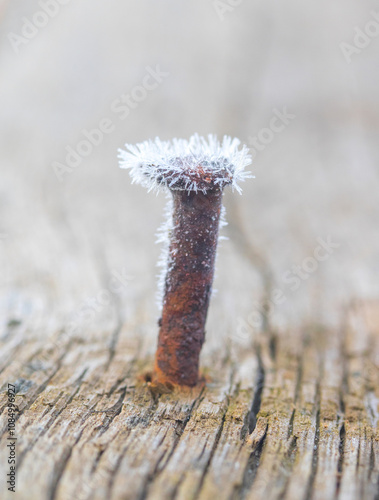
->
[118,134,253,194]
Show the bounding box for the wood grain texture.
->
[0,1,379,499]
[1,300,379,500]
[0,176,378,500]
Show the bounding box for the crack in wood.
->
[237,426,268,500]
[96,386,128,436]
[246,347,265,435]
[16,369,88,470]
[0,349,67,438]
[192,408,228,499]
[48,429,85,500]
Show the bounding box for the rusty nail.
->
[119,134,252,387]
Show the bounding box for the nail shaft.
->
[153,188,223,387]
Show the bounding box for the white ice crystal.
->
[155,194,174,307]
[118,134,253,194]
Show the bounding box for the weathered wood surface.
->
[1,293,379,500]
[0,0,379,498]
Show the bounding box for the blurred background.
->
[0,0,378,353]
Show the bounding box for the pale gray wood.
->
[0,0,378,499]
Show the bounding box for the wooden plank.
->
[310,326,344,500]
[245,333,300,500]
[284,336,319,500]
[0,6,378,493]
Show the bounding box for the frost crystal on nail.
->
[155,194,174,308]
[118,134,253,194]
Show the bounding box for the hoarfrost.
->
[118,134,253,194]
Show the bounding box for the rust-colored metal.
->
[152,188,223,387]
